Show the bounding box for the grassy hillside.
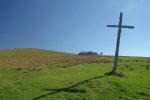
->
[0,48,113,70]
[0,48,149,100]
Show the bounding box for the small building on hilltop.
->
[78,51,98,55]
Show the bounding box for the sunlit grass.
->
[0,48,149,100]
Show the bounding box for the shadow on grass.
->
[33,75,106,100]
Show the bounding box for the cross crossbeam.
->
[107,12,134,74]
[107,25,134,29]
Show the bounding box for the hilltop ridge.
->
[0,48,112,69]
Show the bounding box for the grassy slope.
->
[0,48,149,100]
[0,48,113,69]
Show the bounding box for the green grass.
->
[0,48,149,100]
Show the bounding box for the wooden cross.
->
[107,12,134,74]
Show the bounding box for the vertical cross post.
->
[113,12,122,73]
[107,12,134,74]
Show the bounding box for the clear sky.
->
[0,0,150,57]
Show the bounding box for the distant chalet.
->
[78,51,98,55]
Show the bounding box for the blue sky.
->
[0,0,150,57]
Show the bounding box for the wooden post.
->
[107,12,134,74]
